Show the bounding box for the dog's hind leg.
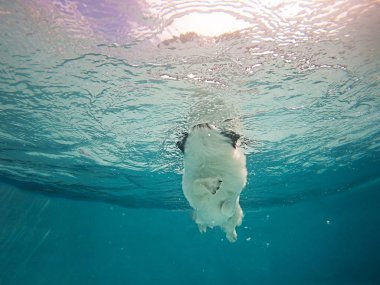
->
[221,199,237,218]
[226,229,238,243]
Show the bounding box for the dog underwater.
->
[177,123,247,242]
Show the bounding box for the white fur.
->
[182,125,247,242]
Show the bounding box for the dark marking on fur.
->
[176,132,188,153]
[221,130,241,149]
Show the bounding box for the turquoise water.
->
[1,0,380,284]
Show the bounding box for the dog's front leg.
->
[193,177,223,196]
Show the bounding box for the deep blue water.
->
[1,0,380,284]
[1,179,380,285]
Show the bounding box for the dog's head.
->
[176,123,241,153]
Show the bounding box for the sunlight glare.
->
[160,12,251,40]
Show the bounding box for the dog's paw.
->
[198,224,207,233]
[226,230,237,243]
[196,177,223,195]
[209,177,223,194]
[195,177,223,195]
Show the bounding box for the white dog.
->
[177,123,247,242]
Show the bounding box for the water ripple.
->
[0,0,379,209]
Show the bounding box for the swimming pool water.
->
[0,0,379,284]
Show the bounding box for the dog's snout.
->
[192,123,214,130]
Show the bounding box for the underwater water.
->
[0,0,379,284]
